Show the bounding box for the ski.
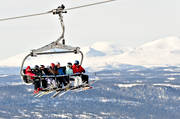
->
[34,77,100,98]
[52,79,98,98]
[51,82,86,98]
[73,86,93,92]
[51,86,71,98]
[52,87,71,98]
[72,79,97,92]
[37,90,54,97]
[34,86,59,97]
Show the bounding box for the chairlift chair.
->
[19,5,84,84]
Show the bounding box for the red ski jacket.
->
[72,64,85,73]
[25,66,35,79]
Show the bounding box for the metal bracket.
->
[31,5,80,56]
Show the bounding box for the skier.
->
[25,66,35,79]
[32,65,41,75]
[72,60,89,84]
[25,66,41,94]
[56,62,68,88]
[40,65,50,75]
[39,65,48,88]
[66,62,73,75]
[72,60,85,73]
[45,63,57,88]
[56,62,65,75]
[49,63,58,75]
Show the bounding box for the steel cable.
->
[0,11,52,21]
[0,0,118,21]
[65,0,118,10]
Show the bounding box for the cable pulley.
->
[52,4,67,15]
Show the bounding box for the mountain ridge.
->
[0,36,180,70]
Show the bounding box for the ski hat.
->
[56,61,60,65]
[74,60,79,65]
[27,66,31,69]
[26,66,31,72]
[40,65,45,69]
[40,65,45,67]
[67,62,72,67]
[34,65,39,69]
[51,63,55,68]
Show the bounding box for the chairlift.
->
[19,5,84,84]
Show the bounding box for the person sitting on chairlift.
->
[66,62,73,75]
[66,62,77,87]
[45,63,57,88]
[72,60,85,74]
[40,65,50,75]
[55,62,69,88]
[39,65,49,88]
[56,62,65,75]
[25,66,41,94]
[32,65,41,75]
[72,60,89,84]
[49,63,58,75]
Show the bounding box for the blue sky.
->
[0,0,179,59]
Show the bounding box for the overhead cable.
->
[0,11,52,21]
[65,0,118,10]
[0,0,118,21]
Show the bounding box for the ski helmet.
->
[74,60,79,65]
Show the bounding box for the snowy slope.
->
[0,37,180,70]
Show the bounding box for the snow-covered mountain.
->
[85,36,180,70]
[82,41,129,57]
[109,36,180,67]
[0,37,180,70]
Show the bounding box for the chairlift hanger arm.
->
[31,5,80,56]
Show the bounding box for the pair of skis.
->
[34,83,90,98]
[53,79,98,98]
[34,79,98,98]
[51,82,93,98]
[34,86,58,97]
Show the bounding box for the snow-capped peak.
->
[139,36,180,51]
